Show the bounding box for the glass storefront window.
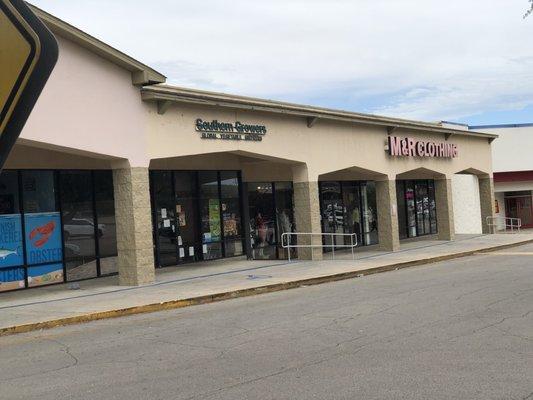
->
[361,182,378,245]
[22,171,64,287]
[220,171,243,257]
[152,171,177,267]
[274,182,295,259]
[341,181,362,247]
[248,182,276,259]
[199,171,222,260]
[397,179,438,238]
[320,182,343,250]
[60,171,97,281]
[0,171,24,292]
[174,171,199,262]
[94,171,117,275]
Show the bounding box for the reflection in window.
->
[22,170,63,287]
[60,171,97,281]
[199,171,222,260]
[248,183,276,259]
[274,182,295,259]
[361,182,378,245]
[94,171,117,275]
[220,171,243,257]
[0,171,24,292]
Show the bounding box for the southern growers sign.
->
[388,136,458,159]
[196,119,266,141]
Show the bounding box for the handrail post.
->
[351,233,355,260]
[331,233,335,260]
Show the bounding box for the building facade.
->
[471,123,533,229]
[0,6,497,292]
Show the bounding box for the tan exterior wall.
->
[147,103,493,181]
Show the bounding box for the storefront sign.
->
[195,119,266,141]
[388,136,458,158]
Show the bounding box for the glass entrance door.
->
[174,172,199,263]
[151,171,178,267]
[505,196,533,227]
[320,182,344,251]
[248,183,277,259]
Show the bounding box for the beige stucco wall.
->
[452,174,482,234]
[16,34,151,168]
[147,102,493,181]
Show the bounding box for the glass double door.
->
[319,181,378,249]
[247,182,295,260]
[397,180,437,239]
[505,196,533,227]
[151,170,243,267]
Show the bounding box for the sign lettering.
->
[388,136,458,158]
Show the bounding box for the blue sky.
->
[31,0,533,126]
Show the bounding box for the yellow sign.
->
[0,0,57,170]
[0,0,40,135]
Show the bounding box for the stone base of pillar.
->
[376,180,400,252]
[293,181,323,260]
[435,179,455,241]
[113,167,155,286]
[479,177,495,234]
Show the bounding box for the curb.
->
[2,237,533,337]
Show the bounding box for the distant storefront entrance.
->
[396,180,438,239]
[247,182,295,260]
[318,181,379,249]
[150,170,245,267]
[504,191,533,228]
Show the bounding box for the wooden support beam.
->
[307,116,319,128]
[157,100,172,115]
[445,132,453,141]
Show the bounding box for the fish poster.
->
[0,214,24,268]
[0,267,25,292]
[24,212,63,265]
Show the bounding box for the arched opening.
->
[149,151,303,265]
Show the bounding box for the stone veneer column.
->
[293,181,323,260]
[435,178,455,241]
[113,167,155,285]
[478,177,495,234]
[376,179,400,252]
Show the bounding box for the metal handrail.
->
[281,232,358,262]
[486,216,521,233]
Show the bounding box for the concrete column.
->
[435,178,455,241]
[478,177,495,234]
[292,165,322,260]
[113,167,155,285]
[376,179,400,252]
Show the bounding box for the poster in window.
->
[24,212,63,265]
[208,199,221,241]
[0,267,25,292]
[28,263,63,287]
[0,214,24,268]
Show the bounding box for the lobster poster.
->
[24,212,63,286]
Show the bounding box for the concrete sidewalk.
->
[1,233,533,335]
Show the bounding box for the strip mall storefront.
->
[0,6,497,291]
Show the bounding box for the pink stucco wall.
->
[20,34,151,167]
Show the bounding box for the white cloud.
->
[30,0,533,121]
